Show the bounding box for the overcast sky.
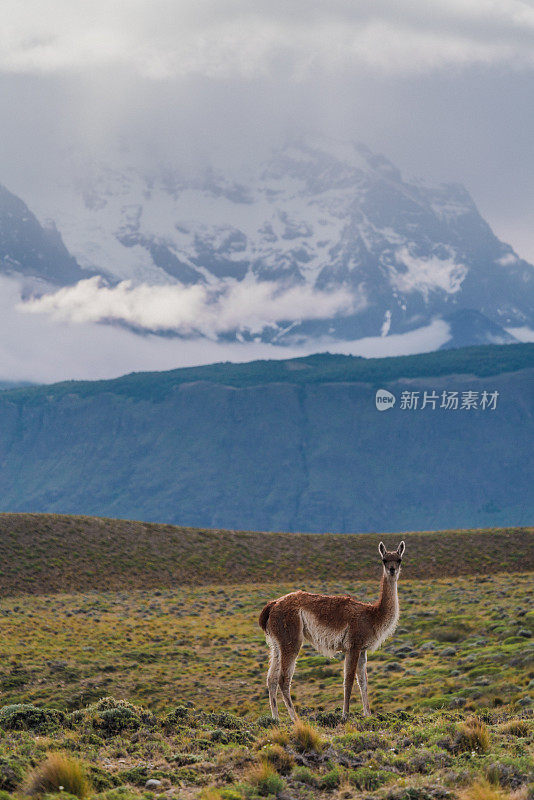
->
[1,1,534,381]
[1,0,534,257]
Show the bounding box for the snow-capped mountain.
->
[3,136,534,345]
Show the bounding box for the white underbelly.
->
[300,609,348,658]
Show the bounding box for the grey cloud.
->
[2,0,534,77]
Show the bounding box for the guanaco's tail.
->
[259,600,276,632]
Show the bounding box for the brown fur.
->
[259,541,405,721]
[258,599,276,631]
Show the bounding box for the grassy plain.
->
[0,521,532,800]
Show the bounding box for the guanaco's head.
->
[378,541,405,579]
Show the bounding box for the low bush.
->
[203,711,243,730]
[321,768,341,790]
[0,704,66,732]
[292,766,318,786]
[349,767,392,790]
[0,756,25,790]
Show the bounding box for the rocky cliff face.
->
[0,184,90,287]
[0,348,532,533]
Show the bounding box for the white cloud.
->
[310,319,451,358]
[0,275,448,384]
[19,276,356,338]
[2,0,534,79]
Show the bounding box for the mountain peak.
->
[3,140,533,348]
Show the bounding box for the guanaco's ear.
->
[397,541,405,557]
[378,542,386,558]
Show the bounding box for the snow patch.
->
[497,253,519,267]
[506,326,534,342]
[381,310,392,337]
[390,247,467,300]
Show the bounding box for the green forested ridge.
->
[2,343,533,403]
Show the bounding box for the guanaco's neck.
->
[376,573,399,623]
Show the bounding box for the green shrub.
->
[163,705,191,728]
[336,731,387,752]
[117,766,152,787]
[203,711,243,730]
[0,704,66,732]
[95,707,142,735]
[256,714,276,728]
[314,710,343,727]
[321,769,341,790]
[292,766,317,786]
[485,759,531,789]
[0,755,25,790]
[349,767,392,790]
[87,765,121,791]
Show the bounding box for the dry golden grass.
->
[290,720,327,754]
[25,753,91,798]
[453,717,491,754]
[263,727,290,747]
[461,779,507,800]
[497,719,530,737]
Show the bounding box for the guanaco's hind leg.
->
[279,646,300,722]
[342,646,360,721]
[267,608,303,721]
[357,650,371,716]
[266,639,281,721]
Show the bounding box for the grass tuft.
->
[453,717,490,754]
[259,744,294,775]
[247,762,285,797]
[25,753,91,798]
[497,720,530,738]
[290,720,326,753]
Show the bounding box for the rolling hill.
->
[0,513,531,596]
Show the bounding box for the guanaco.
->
[259,540,405,721]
